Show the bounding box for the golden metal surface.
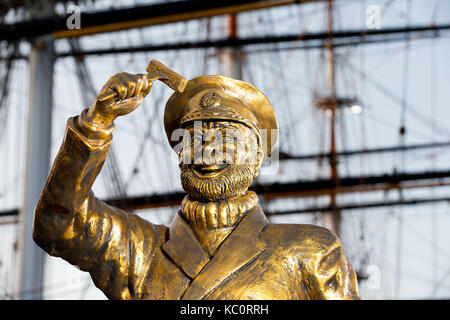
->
[146,60,187,93]
[165,75,278,157]
[33,62,360,300]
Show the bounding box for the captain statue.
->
[32,60,361,300]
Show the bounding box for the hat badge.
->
[200,92,221,108]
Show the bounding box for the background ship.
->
[0,0,450,299]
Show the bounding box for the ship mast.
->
[322,0,341,236]
[221,13,243,80]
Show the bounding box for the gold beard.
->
[180,163,255,202]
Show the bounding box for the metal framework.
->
[57,24,450,57]
[279,141,450,161]
[3,168,450,216]
[0,0,318,40]
[2,24,448,61]
[266,197,450,215]
[15,0,54,301]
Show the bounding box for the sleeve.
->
[306,229,361,300]
[32,112,167,299]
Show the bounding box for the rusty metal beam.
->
[93,169,450,210]
[1,0,318,41]
[2,171,450,218]
[266,196,450,216]
[56,24,450,57]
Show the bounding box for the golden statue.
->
[33,60,361,300]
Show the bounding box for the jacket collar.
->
[162,205,268,300]
[182,205,268,299]
[162,206,268,299]
[162,211,210,279]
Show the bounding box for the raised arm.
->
[32,73,166,299]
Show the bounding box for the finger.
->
[97,88,117,102]
[141,80,152,97]
[114,77,128,101]
[135,74,148,95]
[121,73,140,98]
[134,77,144,97]
[126,76,136,99]
[114,96,143,115]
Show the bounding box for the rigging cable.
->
[394,0,412,299]
[429,0,439,297]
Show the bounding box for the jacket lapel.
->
[181,206,268,300]
[162,211,210,279]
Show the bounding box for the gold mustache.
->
[182,150,235,165]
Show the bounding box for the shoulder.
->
[260,222,361,299]
[125,211,168,242]
[261,223,340,255]
[101,202,168,249]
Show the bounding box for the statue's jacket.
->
[33,117,361,300]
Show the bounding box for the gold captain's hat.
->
[164,75,278,157]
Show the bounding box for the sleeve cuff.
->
[73,108,115,147]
